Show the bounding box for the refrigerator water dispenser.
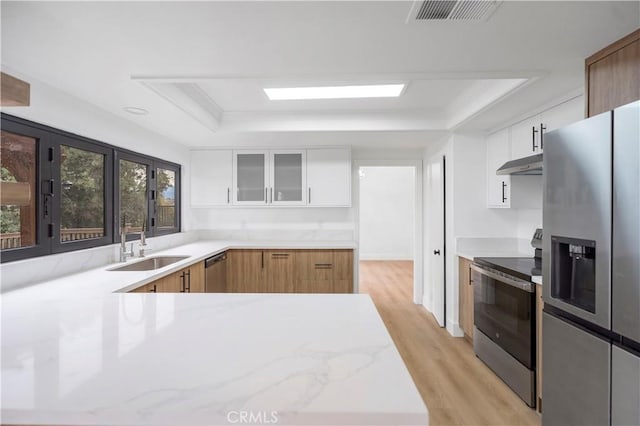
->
[551,236,597,313]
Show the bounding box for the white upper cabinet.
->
[233,150,269,205]
[486,128,511,208]
[192,148,351,208]
[540,96,584,150]
[511,115,542,159]
[510,96,584,158]
[270,150,307,206]
[307,148,352,207]
[190,150,233,206]
[485,95,585,209]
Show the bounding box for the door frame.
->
[423,155,447,327]
[353,159,424,304]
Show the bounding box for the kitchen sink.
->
[108,256,190,272]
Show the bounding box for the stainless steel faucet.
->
[138,229,150,257]
[119,227,136,262]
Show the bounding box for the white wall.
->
[1,69,193,230]
[451,134,521,239]
[359,167,415,260]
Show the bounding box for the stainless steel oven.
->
[471,262,536,406]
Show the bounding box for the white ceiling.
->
[1,1,638,147]
[193,79,485,112]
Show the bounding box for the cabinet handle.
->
[265,187,268,204]
[433,250,441,255]
[180,272,186,292]
[261,251,264,269]
[540,123,546,150]
[502,181,507,203]
[185,269,191,292]
[227,188,230,204]
[308,187,311,204]
[315,263,333,269]
[149,284,157,293]
[532,126,539,152]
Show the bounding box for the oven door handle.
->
[470,263,535,293]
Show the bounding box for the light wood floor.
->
[359,260,541,426]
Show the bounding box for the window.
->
[118,158,148,234]
[1,131,38,250]
[156,166,178,232]
[60,146,106,242]
[0,114,181,262]
[52,135,113,253]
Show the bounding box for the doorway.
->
[355,162,423,304]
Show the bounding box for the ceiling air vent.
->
[412,0,501,21]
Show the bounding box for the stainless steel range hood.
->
[496,153,543,175]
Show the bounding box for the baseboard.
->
[447,321,465,338]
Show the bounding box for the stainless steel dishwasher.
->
[205,252,227,292]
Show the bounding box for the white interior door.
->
[425,157,445,327]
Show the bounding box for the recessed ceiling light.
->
[263,84,405,101]
[123,106,149,115]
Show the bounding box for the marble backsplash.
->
[195,228,355,241]
[0,232,197,293]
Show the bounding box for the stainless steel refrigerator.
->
[542,100,640,426]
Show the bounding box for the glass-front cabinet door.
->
[270,150,306,206]
[233,151,269,205]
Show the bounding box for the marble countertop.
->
[456,252,542,285]
[2,240,357,300]
[1,293,427,425]
[456,250,533,262]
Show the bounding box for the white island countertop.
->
[1,293,428,425]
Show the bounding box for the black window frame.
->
[0,118,51,262]
[52,133,114,253]
[153,160,181,237]
[114,150,153,244]
[1,113,182,263]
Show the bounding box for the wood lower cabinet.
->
[264,250,295,293]
[227,250,265,293]
[227,249,353,294]
[130,281,158,293]
[295,250,334,293]
[161,262,205,293]
[458,257,474,340]
[150,274,178,293]
[129,251,353,294]
[333,250,354,294]
[186,261,205,293]
[128,261,205,293]
[295,249,354,294]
